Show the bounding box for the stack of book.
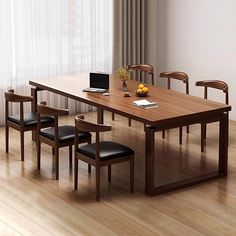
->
[132,99,159,109]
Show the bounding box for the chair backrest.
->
[5,89,33,126]
[74,115,111,161]
[128,64,154,85]
[195,80,229,105]
[37,101,69,117]
[75,115,111,133]
[5,89,33,103]
[159,71,189,94]
[37,101,69,142]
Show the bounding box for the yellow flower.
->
[117,66,131,81]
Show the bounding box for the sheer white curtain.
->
[0,0,113,125]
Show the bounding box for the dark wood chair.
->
[112,64,154,126]
[159,71,189,145]
[37,102,91,180]
[5,89,54,161]
[128,64,154,85]
[195,80,229,152]
[74,115,134,201]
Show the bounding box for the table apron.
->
[147,112,227,132]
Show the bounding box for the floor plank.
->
[0,111,236,235]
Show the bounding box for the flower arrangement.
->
[117,66,131,82]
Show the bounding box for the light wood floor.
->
[1,111,236,235]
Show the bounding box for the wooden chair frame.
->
[112,64,155,126]
[195,80,229,152]
[128,64,155,85]
[159,72,190,145]
[74,115,134,201]
[37,102,91,180]
[5,89,54,161]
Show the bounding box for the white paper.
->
[132,99,158,109]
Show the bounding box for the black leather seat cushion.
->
[40,125,91,143]
[78,141,134,161]
[8,112,54,127]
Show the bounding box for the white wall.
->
[156,0,236,119]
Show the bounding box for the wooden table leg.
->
[219,112,229,175]
[145,126,155,195]
[144,112,229,196]
[97,108,104,124]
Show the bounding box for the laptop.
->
[83,73,109,93]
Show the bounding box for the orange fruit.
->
[138,84,144,89]
[142,87,148,93]
[137,89,142,93]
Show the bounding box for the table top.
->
[29,74,231,126]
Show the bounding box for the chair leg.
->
[20,132,24,161]
[87,139,92,173]
[69,145,72,170]
[55,148,59,180]
[96,167,100,201]
[37,141,41,170]
[112,112,115,121]
[130,156,134,193]
[108,165,111,182]
[204,124,207,139]
[179,127,183,145]
[186,125,190,134]
[162,130,165,139]
[5,125,9,153]
[74,157,78,190]
[128,118,131,127]
[201,123,206,152]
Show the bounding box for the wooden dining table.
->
[29,74,231,196]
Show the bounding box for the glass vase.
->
[122,81,128,91]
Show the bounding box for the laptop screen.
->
[90,73,109,89]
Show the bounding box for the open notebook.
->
[132,99,159,109]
